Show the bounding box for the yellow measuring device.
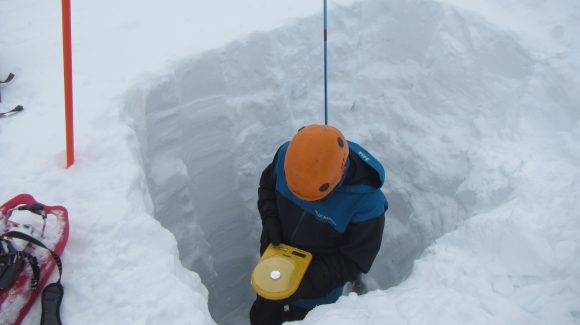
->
[251,243,312,300]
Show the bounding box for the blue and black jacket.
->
[257,141,388,308]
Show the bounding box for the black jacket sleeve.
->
[306,212,385,294]
[257,147,282,221]
[257,147,282,253]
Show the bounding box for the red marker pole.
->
[62,0,74,167]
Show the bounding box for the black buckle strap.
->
[0,239,21,290]
[20,251,40,291]
[0,231,62,283]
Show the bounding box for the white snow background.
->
[1,0,579,324]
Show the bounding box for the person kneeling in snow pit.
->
[250,124,388,324]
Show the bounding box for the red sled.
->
[0,194,69,325]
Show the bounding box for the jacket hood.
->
[339,141,385,193]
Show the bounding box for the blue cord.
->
[324,0,328,125]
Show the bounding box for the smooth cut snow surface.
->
[0,0,579,324]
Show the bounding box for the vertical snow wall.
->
[122,0,555,323]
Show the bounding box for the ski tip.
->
[0,105,24,118]
[1,73,15,84]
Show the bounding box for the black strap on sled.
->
[0,231,62,283]
[0,240,24,290]
[0,231,63,325]
[41,282,63,325]
[0,73,15,103]
[0,242,41,291]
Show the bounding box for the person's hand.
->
[287,259,333,301]
[290,273,317,300]
[262,216,282,246]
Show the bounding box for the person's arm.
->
[280,211,385,302]
[257,147,283,253]
[304,212,385,295]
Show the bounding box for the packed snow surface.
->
[1,0,579,324]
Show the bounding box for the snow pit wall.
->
[123,0,537,323]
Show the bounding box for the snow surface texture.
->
[1,0,579,324]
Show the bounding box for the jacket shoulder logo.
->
[357,151,370,162]
[314,210,337,226]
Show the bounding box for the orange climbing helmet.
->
[284,124,349,201]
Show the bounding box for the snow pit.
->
[123,0,542,323]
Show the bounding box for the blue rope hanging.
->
[324,0,328,125]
